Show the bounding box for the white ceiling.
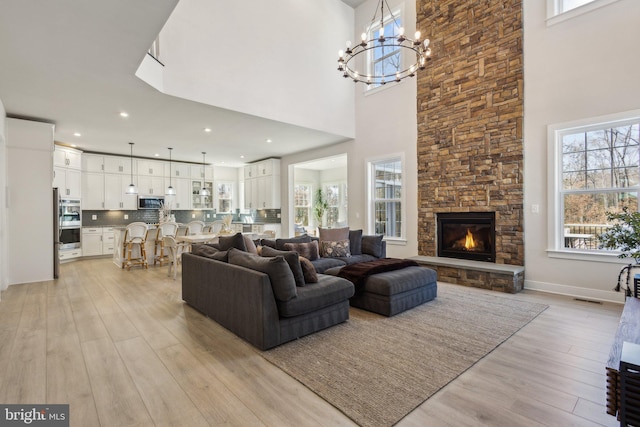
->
[0,1,356,167]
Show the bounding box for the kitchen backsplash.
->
[82,209,281,226]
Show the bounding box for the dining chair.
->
[153,222,179,266]
[210,220,225,235]
[163,235,179,280]
[186,220,205,235]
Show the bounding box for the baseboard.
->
[524,279,625,304]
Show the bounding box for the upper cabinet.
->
[244,158,280,209]
[53,145,82,170]
[104,155,132,175]
[137,159,165,177]
[82,154,104,172]
[167,162,191,178]
[190,165,214,180]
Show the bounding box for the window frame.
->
[293,183,313,228]
[546,0,621,26]
[323,181,348,228]
[367,153,406,241]
[363,3,405,94]
[547,110,640,262]
[214,180,234,213]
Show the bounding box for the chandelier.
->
[337,0,431,85]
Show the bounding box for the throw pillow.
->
[228,249,297,301]
[261,245,305,287]
[283,240,319,261]
[318,227,349,244]
[261,239,277,249]
[348,229,363,255]
[217,232,248,252]
[275,235,312,251]
[362,234,384,258]
[299,256,318,283]
[191,244,219,258]
[243,235,258,254]
[321,239,351,258]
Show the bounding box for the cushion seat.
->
[277,275,355,318]
[311,257,348,273]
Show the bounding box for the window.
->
[323,182,348,227]
[216,182,233,213]
[294,184,312,227]
[369,157,404,239]
[547,0,621,25]
[367,10,402,90]
[549,111,640,257]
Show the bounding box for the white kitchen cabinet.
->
[254,175,281,209]
[191,180,213,209]
[137,159,164,177]
[59,249,82,261]
[82,154,104,172]
[168,162,191,178]
[104,174,137,210]
[82,227,103,256]
[244,164,258,180]
[190,165,214,180]
[103,227,115,254]
[54,167,81,198]
[243,159,280,209]
[138,175,164,196]
[54,146,82,169]
[166,177,191,210]
[104,155,132,175]
[82,172,105,209]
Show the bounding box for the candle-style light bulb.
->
[346,40,352,49]
[415,31,421,41]
[379,26,384,39]
[361,32,367,41]
[424,38,430,48]
[338,49,344,58]
[399,27,405,36]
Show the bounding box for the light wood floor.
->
[0,257,624,427]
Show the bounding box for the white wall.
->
[0,100,7,293]
[523,0,640,302]
[280,0,419,259]
[158,0,355,138]
[6,118,55,285]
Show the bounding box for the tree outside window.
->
[559,121,639,250]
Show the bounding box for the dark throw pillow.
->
[321,239,351,258]
[275,235,312,250]
[299,256,318,283]
[318,227,350,244]
[348,229,363,255]
[228,249,297,301]
[261,245,305,287]
[283,240,319,261]
[362,234,384,258]
[217,232,248,252]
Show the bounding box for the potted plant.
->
[597,207,640,294]
[313,189,329,228]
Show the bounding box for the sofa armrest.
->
[182,253,281,350]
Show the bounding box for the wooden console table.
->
[606,296,640,419]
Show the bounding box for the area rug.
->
[261,283,548,427]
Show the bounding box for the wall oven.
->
[59,198,81,249]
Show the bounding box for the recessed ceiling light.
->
[73,132,81,137]
[240,155,245,159]
[204,128,212,132]
[70,144,77,148]
[154,153,160,157]
[266,139,272,143]
[120,112,129,117]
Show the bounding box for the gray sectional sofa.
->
[182,249,355,350]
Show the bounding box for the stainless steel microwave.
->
[138,196,164,210]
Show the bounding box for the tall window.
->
[324,182,348,227]
[294,184,311,227]
[557,0,595,13]
[370,157,403,239]
[367,11,402,90]
[550,112,640,254]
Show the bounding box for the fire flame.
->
[464,229,476,250]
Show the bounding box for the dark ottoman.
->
[325,265,437,316]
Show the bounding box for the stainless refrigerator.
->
[53,187,60,278]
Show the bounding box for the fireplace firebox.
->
[437,212,496,262]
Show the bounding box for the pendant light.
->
[199,152,210,196]
[126,142,138,194]
[165,147,176,196]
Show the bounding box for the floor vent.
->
[574,298,603,304]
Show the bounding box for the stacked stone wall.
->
[416,0,524,266]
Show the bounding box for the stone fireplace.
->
[413,0,524,292]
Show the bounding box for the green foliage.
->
[313,189,329,225]
[597,207,640,262]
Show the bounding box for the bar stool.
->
[163,236,179,280]
[153,222,179,266]
[210,220,225,235]
[186,220,205,235]
[123,222,148,270]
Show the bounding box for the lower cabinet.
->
[82,227,114,257]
